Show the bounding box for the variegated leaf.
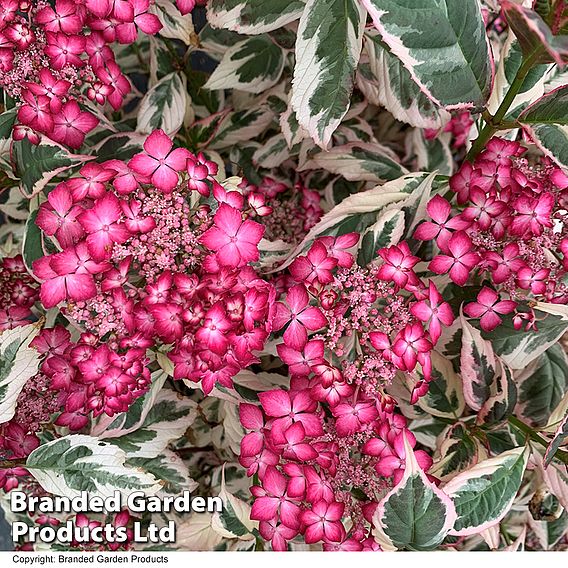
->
[444,446,529,536]
[210,105,275,150]
[357,208,406,266]
[207,0,306,35]
[0,323,42,425]
[299,141,406,182]
[362,0,493,110]
[519,85,568,169]
[108,389,197,459]
[544,412,568,467]
[26,435,161,499]
[476,363,517,426]
[205,36,285,94]
[152,0,196,45]
[361,31,450,129]
[252,133,290,168]
[291,0,366,149]
[127,450,198,496]
[137,72,190,135]
[373,434,457,550]
[460,312,498,411]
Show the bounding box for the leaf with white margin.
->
[416,350,465,420]
[357,208,406,266]
[211,465,257,540]
[280,103,308,149]
[175,512,223,551]
[411,129,454,176]
[299,141,406,182]
[0,323,42,425]
[460,306,498,411]
[291,0,366,149]
[210,105,275,150]
[361,31,450,129]
[205,36,285,94]
[107,389,197,459]
[544,410,568,466]
[127,450,197,496]
[207,0,305,35]
[90,368,169,439]
[519,85,568,169]
[276,172,427,272]
[151,0,196,45]
[372,433,457,550]
[482,302,568,370]
[444,446,529,536]
[476,363,517,426]
[362,0,492,110]
[137,72,189,136]
[487,31,552,119]
[252,133,290,168]
[26,435,161,499]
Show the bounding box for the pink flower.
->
[250,467,301,529]
[277,422,318,461]
[414,195,469,252]
[239,404,265,457]
[392,322,432,372]
[301,501,345,544]
[36,184,85,247]
[24,69,71,113]
[17,92,54,133]
[332,400,378,437]
[51,101,99,148]
[200,203,264,268]
[449,161,493,204]
[36,0,84,34]
[464,287,516,331]
[176,0,196,15]
[149,303,184,343]
[410,281,454,343]
[67,163,117,201]
[276,340,325,377]
[258,389,323,440]
[0,467,28,492]
[94,61,131,110]
[517,267,550,295]
[129,130,190,192]
[484,243,526,284]
[290,242,338,285]
[78,193,131,260]
[377,242,420,289]
[195,303,232,354]
[461,188,506,231]
[45,32,86,69]
[510,193,554,237]
[429,231,480,286]
[273,284,327,350]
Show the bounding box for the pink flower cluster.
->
[238,238,454,549]
[416,137,568,331]
[240,393,432,550]
[239,177,323,245]
[0,0,177,147]
[32,130,275,418]
[0,255,38,330]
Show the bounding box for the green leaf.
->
[13,139,89,197]
[137,72,189,135]
[291,0,365,148]
[22,209,43,274]
[444,446,529,535]
[210,105,274,150]
[373,434,457,550]
[207,0,305,35]
[299,141,406,182]
[26,435,161,498]
[482,302,568,369]
[519,85,568,169]
[503,1,568,66]
[252,133,290,168]
[357,209,406,266]
[460,313,499,411]
[0,324,41,424]
[205,36,284,94]
[90,369,169,438]
[211,465,257,540]
[417,350,465,419]
[476,364,517,426]
[152,0,196,45]
[488,32,552,119]
[108,389,197,458]
[127,450,197,496]
[544,412,568,466]
[430,423,485,481]
[360,32,449,129]
[518,344,568,426]
[362,0,493,109]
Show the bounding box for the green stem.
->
[466,50,542,161]
[508,415,568,465]
[0,458,27,469]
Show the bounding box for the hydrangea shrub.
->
[0,0,568,553]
